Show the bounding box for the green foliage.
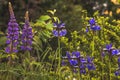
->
[0,31,6,47]
[59,11,120,79]
[32,12,53,61]
[61,31,80,52]
[1,3,120,79]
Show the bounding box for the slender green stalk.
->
[91,31,95,57]
[77,68,81,80]
[88,70,90,80]
[8,40,14,65]
[26,50,30,59]
[58,37,61,79]
[101,17,105,80]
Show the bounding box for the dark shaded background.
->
[0,0,119,32]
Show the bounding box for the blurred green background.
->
[1,0,120,32]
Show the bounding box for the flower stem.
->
[8,40,14,65]
[78,68,81,80]
[58,37,61,79]
[88,70,91,80]
[91,31,95,57]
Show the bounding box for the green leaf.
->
[53,17,59,22]
[0,36,6,46]
[47,9,56,15]
[90,40,95,56]
[39,15,51,21]
[45,23,53,30]
[0,31,4,35]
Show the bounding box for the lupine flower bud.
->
[21,11,33,51]
[5,2,19,53]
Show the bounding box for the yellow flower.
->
[104,10,109,15]
[111,0,119,4]
[109,11,112,16]
[116,8,120,14]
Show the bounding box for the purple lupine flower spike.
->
[5,2,19,53]
[21,11,33,51]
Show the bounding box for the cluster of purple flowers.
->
[62,51,95,74]
[102,44,120,56]
[5,2,33,53]
[86,18,101,32]
[21,11,33,51]
[52,21,67,37]
[5,2,19,53]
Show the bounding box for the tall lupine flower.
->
[86,18,101,32]
[5,2,19,53]
[52,21,67,37]
[21,11,33,51]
